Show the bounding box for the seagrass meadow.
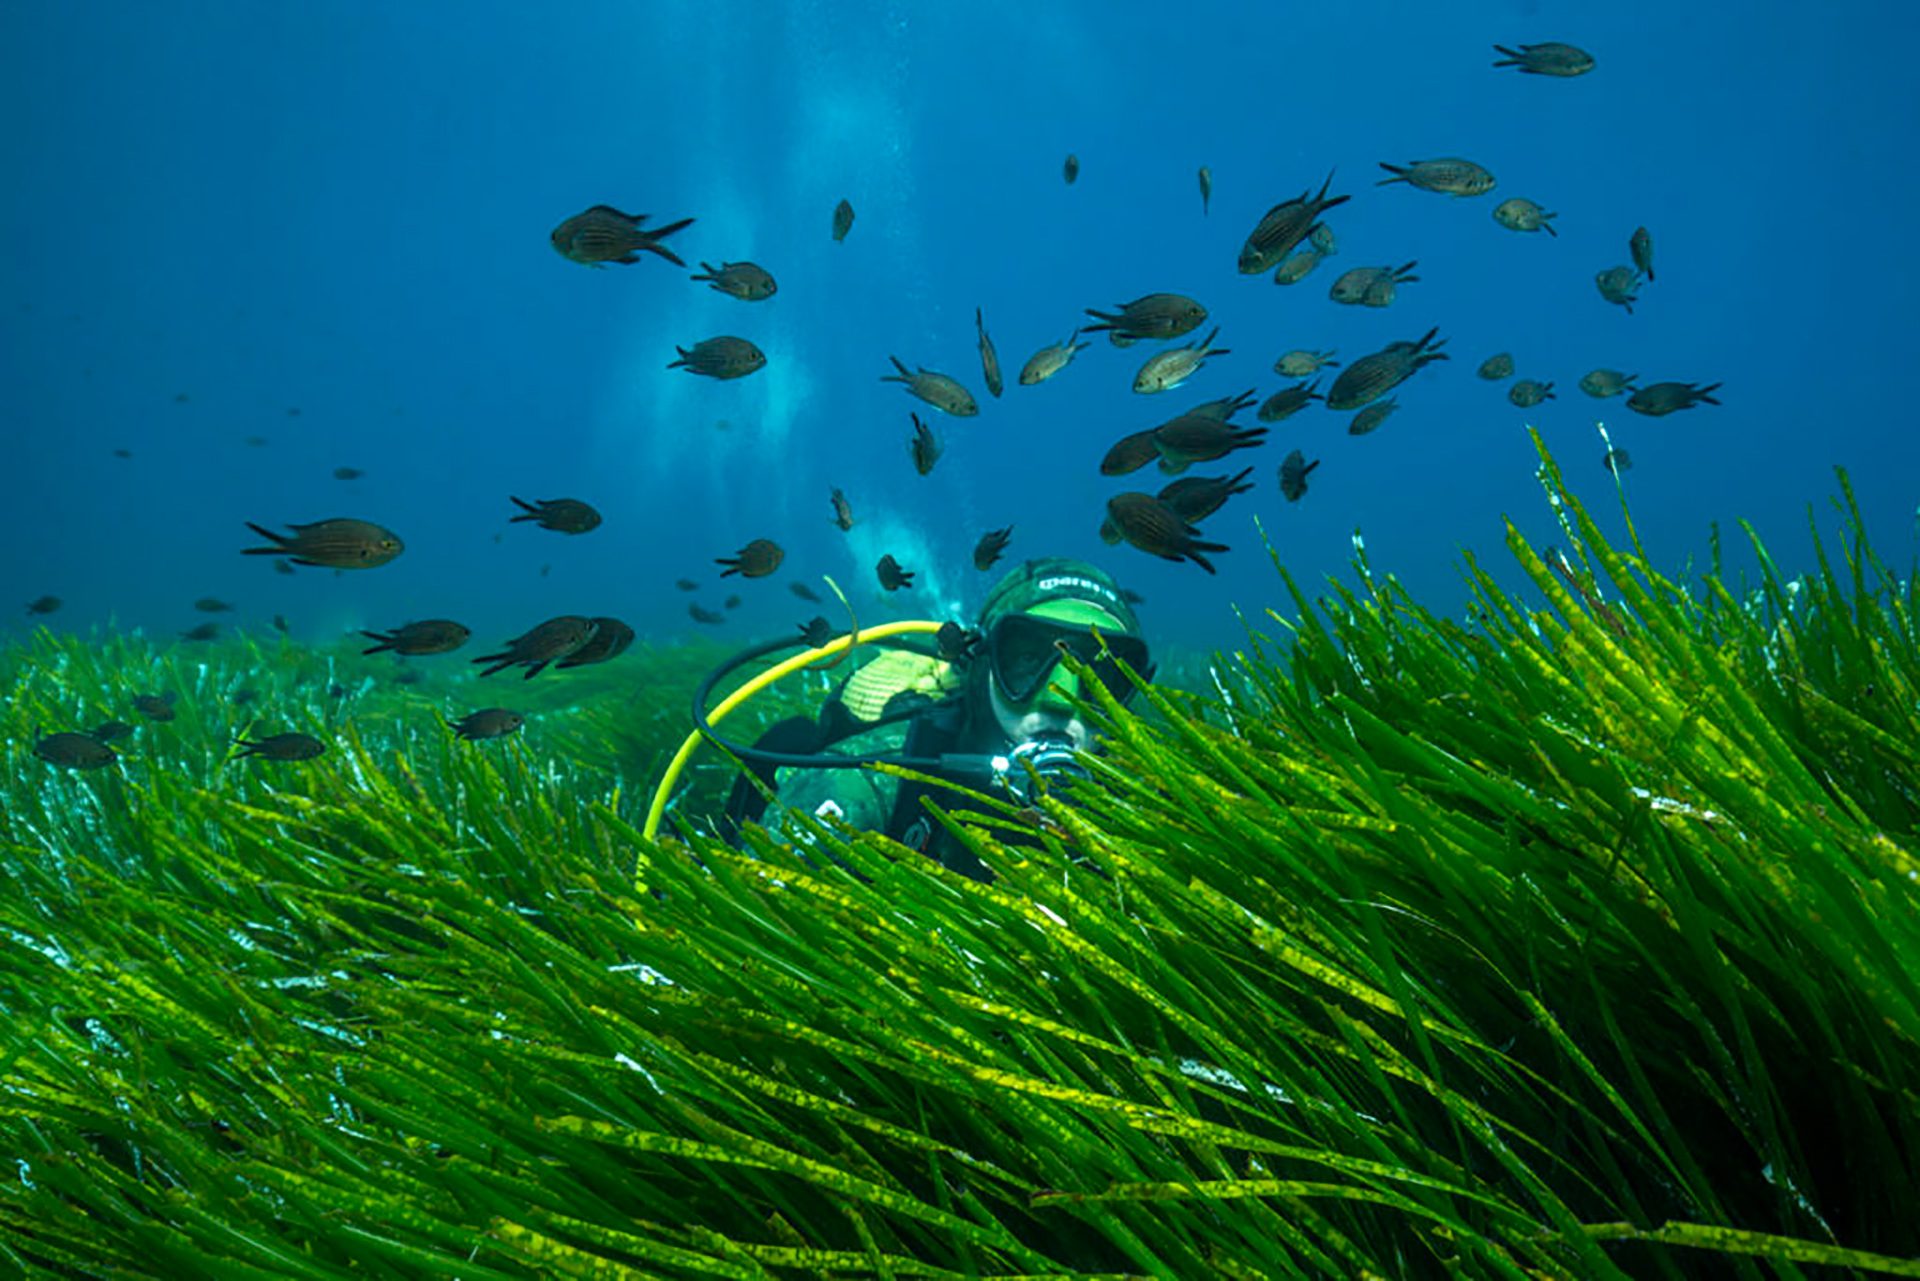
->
[4,443,1919,1279]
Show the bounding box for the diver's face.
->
[987,669,1094,752]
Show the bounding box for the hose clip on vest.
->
[992,733,1088,806]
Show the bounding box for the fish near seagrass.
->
[1133,327,1229,394]
[1238,172,1351,274]
[25,595,60,615]
[510,496,601,534]
[557,617,634,668]
[790,582,823,603]
[669,336,766,380]
[453,709,524,741]
[690,603,726,625]
[1579,369,1638,398]
[236,732,327,762]
[1278,450,1319,502]
[34,732,117,771]
[1082,293,1208,343]
[1376,157,1496,197]
[1157,467,1254,524]
[361,619,471,656]
[882,356,978,417]
[716,538,784,578]
[976,307,1004,398]
[1492,42,1595,77]
[550,206,694,267]
[242,518,404,569]
[1104,493,1229,574]
[690,260,777,300]
[877,555,915,591]
[472,616,597,678]
[973,526,1013,570]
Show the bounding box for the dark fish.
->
[509,495,601,534]
[1348,398,1399,436]
[1104,493,1229,574]
[973,526,1014,571]
[1329,261,1418,308]
[89,720,135,743]
[271,614,290,632]
[1278,450,1320,502]
[1257,380,1322,422]
[1082,293,1208,342]
[194,597,234,612]
[790,582,823,603]
[173,391,190,404]
[472,616,597,678]
[1309,223,1338,255]
[723,595,741,610]
[361,619,471,656]
[1508,379,1556,408]
[327,683,350,700]
[242,518,404,569]
[1153,414,1268,474]
[882,356,978,416]
[231,688,259,706]
[877,555,915,591]
[936,622,977,663]
[1326,328,1449,411]
[1158,467,1254,523]
[1627,381,1722,417]
[1630,226,1655,281]
[1100,427,1162,477]
[134,692,177,722]
[1602,448,1634,475]
[1477,353,1515,381]
[453,708,525,741]
[1063,153,1080,185]
[35,731,117,770]
[1198,166,1212,215]
[799,616,836,648]
[1493,198,1558,236]
[25,595,60,615]
[551,205,694,267]
[333,467,365,481]
[242,435,268,447]
[392,668,426,686]
[830,487,857,531]
[716,538,784,578]
[1239,172,1351,274]
[909,414,943,476]
[690,604,726,625]
[1595,266,1640,313]
[112,448,132,459]
[669,336,766,380]
[1271,249,1324,285]
[690,260,777,301]
[1187,389,1259,421]
[557,617,635,668]
[538,563,551,579]
[1579,369,1638,398]
[1133,327,1229,394]
[832,198,855,242]
[1275,349,1338,377]
[1492,42,1595,77]
[180,622,220,642]
[1376,158,1496,197]
[1019,331,1090,385]
[975,308,1004,398]
[675,578,699,591]
[237,732,326,762]
[273,561,296,576]
[1119,588,1145,605]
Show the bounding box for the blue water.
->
[5,2,1916,661]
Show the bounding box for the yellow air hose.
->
[641,618,946,844]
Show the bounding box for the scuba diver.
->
[710,557,1152,881]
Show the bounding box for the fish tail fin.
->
[644,242,688,267]
[1375,162,1408,186]
[667,347,691,369]
[359,632,393,655]
[691,262,718,281]
[1492,45,1520,66]
[240,522,292,554]
[881,355,910,382]
[1698,383,1723,404]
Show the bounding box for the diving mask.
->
[987,600,1148,707]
